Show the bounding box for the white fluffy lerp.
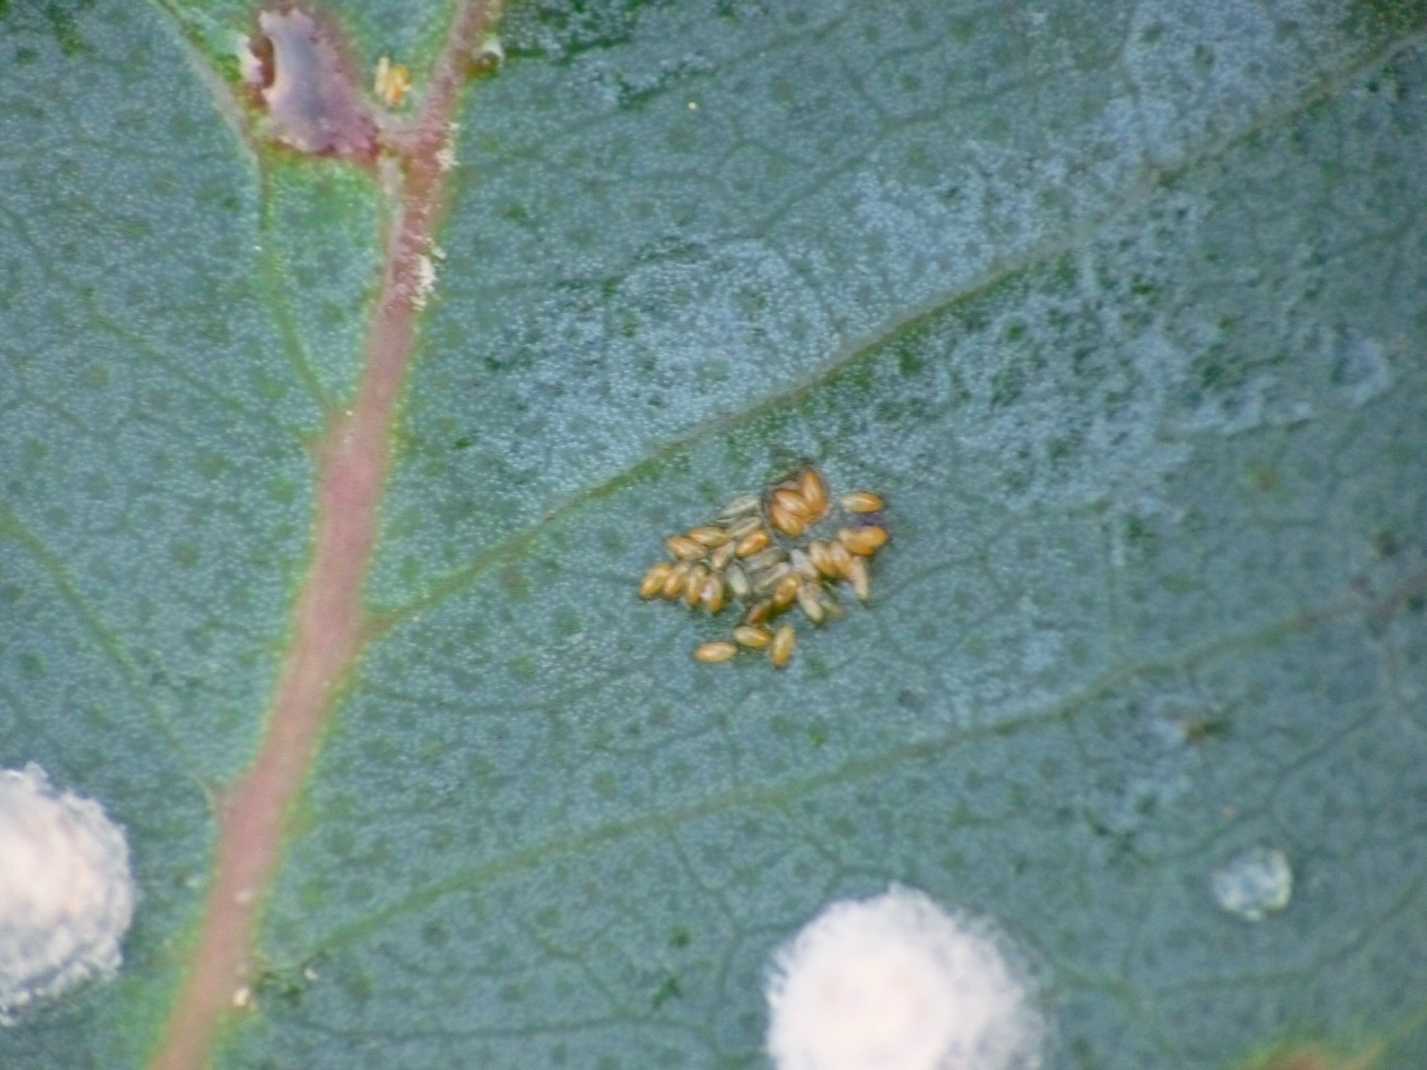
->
[0,763,135,1025]
[764,885,1044,1070]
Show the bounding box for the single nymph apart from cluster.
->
[638,465,889,670]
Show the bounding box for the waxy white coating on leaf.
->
[0,764,135,1025]
[765,885,1044,1070]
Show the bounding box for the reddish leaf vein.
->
[150,3,503,1066]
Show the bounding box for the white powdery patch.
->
[0,763,135,1025]
[411,253,437,310]
[764,885,1044,1070]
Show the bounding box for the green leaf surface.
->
[3,1,1426,1067]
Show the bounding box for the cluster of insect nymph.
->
[639,465,889,670]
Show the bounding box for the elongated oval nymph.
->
[800,468,828,518]
[769,502,807,538]
[773,574,801,609]
[701,573,726,614]
[838,526,888,556]
[727,515,764,539]
[808,540,839,579]
[719,495,761,519]
[754,562,794,593]
[736,528,771,557]
[744,598,775,626]
[667,534,706,561]
[684,563,709,607]
[688,526,731,548]
[694,641,738,663]
[845,555,870,602]
[726,562,752,599]
[773,488,814,520]
[640,562,673,599]
[789,548,818,580]
[710,540,737,571]
[840,490,885,514]
[734,624,773,649]
[795,581,825,624]
[743,547,788,575]
[662,560,692,599]
[770,623,796,668]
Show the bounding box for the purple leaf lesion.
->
[239,4,379,163]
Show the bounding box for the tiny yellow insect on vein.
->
[373,56,413,108]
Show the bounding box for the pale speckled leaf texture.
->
[2,1,1427,1067]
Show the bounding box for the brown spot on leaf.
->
[242,5,377,163]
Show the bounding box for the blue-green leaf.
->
[2,1,1425,1067]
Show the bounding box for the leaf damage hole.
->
[240,4,379,163]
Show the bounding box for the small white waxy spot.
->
[411,253,437,310]
[764,884,1044,1070]
[0,763,135,1026]
[1211,846,1292,922]
[435,142,458,173]
[473,34,505,69]
[232,985,252,1010]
